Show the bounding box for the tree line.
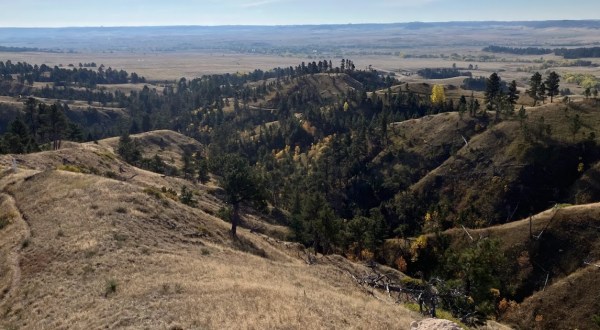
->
[0,97,83,153]
[484,45,600,59]
[418,68,472,79]
[0,60,145,87]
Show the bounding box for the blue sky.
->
[1,0,598,27]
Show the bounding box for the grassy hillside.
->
[398,101,600,229]
[0,131,423,329]
[98,130,204,168]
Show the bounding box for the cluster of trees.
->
[555,47,600,59]
[527,71,560,105]
[484,45,600,59]
[0,60,145,87]
[417,68,472,79]
[482,45,553,55]
[0,45,54,53]
[462,76,507,92]
[469,71,560,111]
[0,98,83,154]
[79,62,98,68]
[482,73,519,117]
[232,58,357,85]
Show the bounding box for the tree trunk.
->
[231,202,240,236]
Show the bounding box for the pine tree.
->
[485,73,502,112]
[458,95,467,118]
[507,80,519,106]
[117,132,141,164]
[218,154,266,236]
[527,72,543,106]
[539,83,547,104]
[181,149,195,179]
[47,103,68,150]
[544,71,560,103]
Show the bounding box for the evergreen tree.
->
[527,72,543,106]
[458,95,467,119]
[544,71,560,103]
[217,154,266,236]
[507,80,519,106]
[197,158,209,183]
[2,118,34,154]
[47,103,68,150]
[539,83,547,104]
[181,148,195,179]
[484,73,502,112]
[117,131,142,164]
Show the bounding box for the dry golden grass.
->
[503,260,600,330]
[0,131,421,329]
[98,129,203,168]
[407,100,600,199]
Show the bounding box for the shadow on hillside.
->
[232,235,267,259]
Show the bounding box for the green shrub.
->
[143,187,163,200]
[161,187,178,200]
[592,314,600,328]
[57,165,83,173]
[217,206,232,222]
[0,214,10,230]
[105,279,118,296]
[21,238,30,249]
[104,171,120,180]
[113,233,128,242]
[179,186,197,207]
[115,206,128,214]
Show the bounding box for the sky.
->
[0,0,598,27]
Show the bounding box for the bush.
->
[0,214,10,230]
[217,206,232,222]
[143,186,163,200]
[21,238,30,249]
[57,165,83,173]
[161,187,178,200]
[104,171,120,180]
[592,314,600,328]
[115,206,128,214]
[105,279,117,296]
[179,186,197,207]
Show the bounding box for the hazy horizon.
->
[1,19,600,29]
[0,0,598,28]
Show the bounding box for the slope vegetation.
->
[0,131,420,329]
[402,101,600,228]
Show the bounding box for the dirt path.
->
[0,192,31,310]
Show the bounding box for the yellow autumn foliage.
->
[410,235,428,262]
[431,84,446,104]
